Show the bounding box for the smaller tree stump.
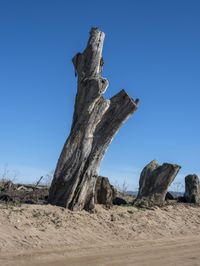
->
[184,174,200,204]
[134,160,181,207]
[95,176,116,206]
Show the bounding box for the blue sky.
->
[0,0,200,190]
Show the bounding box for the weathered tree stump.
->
[184,174,200,204]
[48,28,139,211]
[134,160,181,207]
[95,176,116,206]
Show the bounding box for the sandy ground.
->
[0,203,200,265]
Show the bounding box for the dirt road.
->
[1,236,200,266]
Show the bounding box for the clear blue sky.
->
[0,0,200,189]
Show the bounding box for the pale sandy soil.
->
[0,203,200,265]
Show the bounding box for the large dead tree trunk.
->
[48,28,138,211]
[134,160,181,207]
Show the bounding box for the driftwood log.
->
[48,28,139,211]
[165,191,175,200]
[184,174,200,204]
[134,160,181,207]
[113,197,127,206]
[0,181,49,204]
[95,176,116,206]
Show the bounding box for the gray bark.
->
[95,176,116,206]
[184,174,200,204]
[134,160,181,207]
[48,28,138,211]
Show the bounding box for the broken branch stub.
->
[134,160,181,207]
[48,28,139,211]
